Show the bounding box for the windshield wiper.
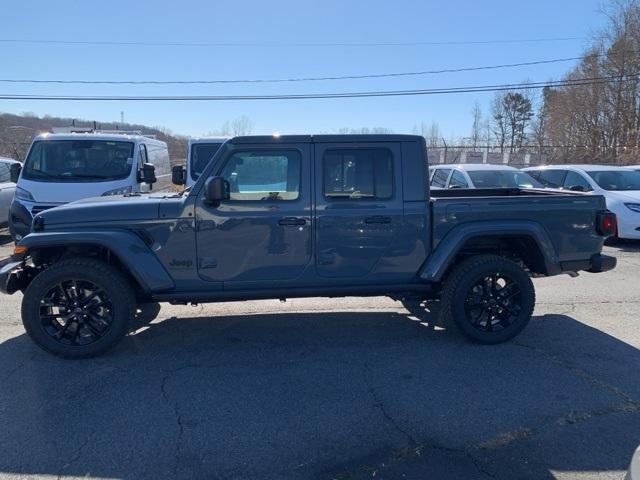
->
[66,173,118,179]
[28,169,61,178]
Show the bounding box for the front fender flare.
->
[20,230,175,293]
[419,220,560,283]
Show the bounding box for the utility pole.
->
[120,111,125,125]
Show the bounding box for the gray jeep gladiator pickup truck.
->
[0,134,617,358]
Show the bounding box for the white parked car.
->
[524,164,640,240]
[627,445,640,480]
[428,163,542,190]
[9,131,172,241]
[0,157,20,226]
[172,137,228,187]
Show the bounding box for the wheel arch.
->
[19,231,174,294]
[420,221,561,283]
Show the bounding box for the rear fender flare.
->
[419,220,560,282]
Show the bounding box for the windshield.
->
[23,140,134,182]
[190,142,224,181]
[587,170,640,191]
[468,170,542,189]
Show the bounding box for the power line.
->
[0,36,589,48]
[0,74,635,101]
[0,56,586,85]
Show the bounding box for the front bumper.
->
[0,256,27,295]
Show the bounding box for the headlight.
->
[624,203,640,213]
[15,187,34,201]
[102,186,133,196]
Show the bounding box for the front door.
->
[195,143,312,286]
[314,142,405,280]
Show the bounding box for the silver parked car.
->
[0,157,20,226]
[428,163,543,190]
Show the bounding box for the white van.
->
[172,137,228,187]
[9,131,171,241]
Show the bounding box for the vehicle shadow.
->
[605,238,640,253]
[0,306,638,480]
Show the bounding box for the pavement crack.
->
[2,361,26,383]
[556,402,640,426]
[161,374,186,477]
[56,433,92,479]
[362,362,418,446]
[513,341,640,407]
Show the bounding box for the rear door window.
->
[448,170,469,188]
[323,148,393,199]
[563,171,593,192]
[537,169,567,188]
[430,168,451,188]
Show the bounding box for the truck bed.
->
[429,187,608,264]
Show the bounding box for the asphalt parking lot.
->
[0,229,638,480]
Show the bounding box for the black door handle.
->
[278,217,307,226]
[364,215,392,224]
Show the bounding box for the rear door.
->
[314,142,404,279]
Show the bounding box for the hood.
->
[37,194,166,226]
[17,178,134,204]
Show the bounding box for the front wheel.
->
[21,258,136,358]
[440,255,535,344]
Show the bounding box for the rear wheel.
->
[440,255,535,344]
[21,258,136,358]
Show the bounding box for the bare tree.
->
[231,115,254,136]
[337,126,393,134]
[542,0,640,163]
[427,122,442,148]
[470,101,482,151]
[491,94,508,153]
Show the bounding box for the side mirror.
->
[569,185,585,192]
[204,176,230,205]
[9,163,21,183]
[138,163,157,187]
[172,165,186,186]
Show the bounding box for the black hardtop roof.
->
[228,134,424,144]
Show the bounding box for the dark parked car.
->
[0,135,616,358]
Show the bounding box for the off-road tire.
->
[440,254,535,344]
[21,257,136,358]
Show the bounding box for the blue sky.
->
[0,0,606,139]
